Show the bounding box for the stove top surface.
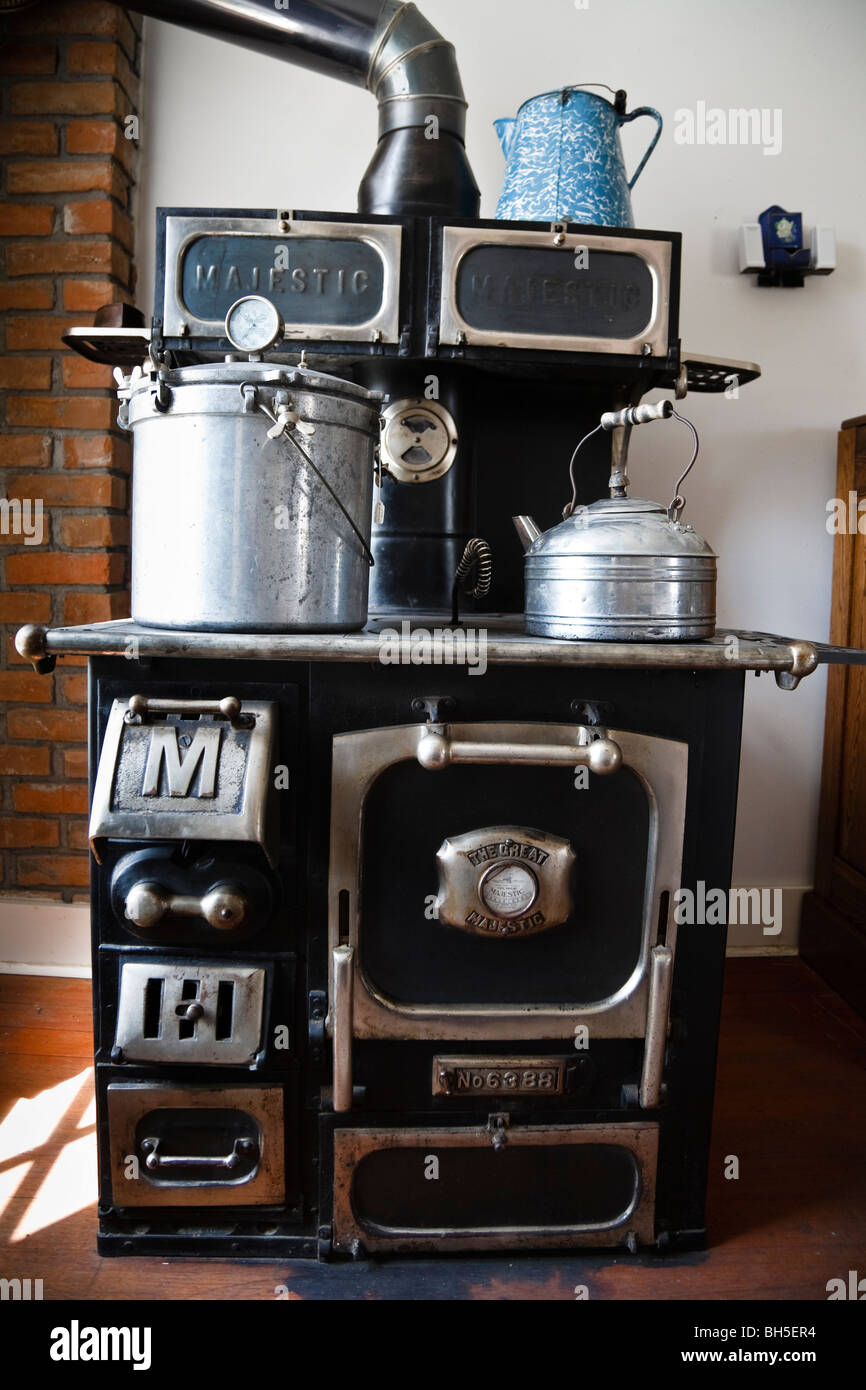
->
[16,617,860,688]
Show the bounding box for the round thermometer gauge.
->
[225,296,283,354]
[479,863,538,919]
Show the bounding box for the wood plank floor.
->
[0,959,864,1301]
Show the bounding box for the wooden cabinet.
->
[801,414,866,1015]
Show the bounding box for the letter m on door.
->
[141,725,221,799]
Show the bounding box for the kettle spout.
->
[513,515,543,553]
[494,116,517,159]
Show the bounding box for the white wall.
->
[136,0,866,897]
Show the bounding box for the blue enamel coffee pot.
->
[495,85,663,227]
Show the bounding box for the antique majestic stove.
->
[14,0,857,1260]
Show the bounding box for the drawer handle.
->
[124,881,248,932]
[139,1136,257,1172]
[124,695,252,728]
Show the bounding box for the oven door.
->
[327,722,687,1110]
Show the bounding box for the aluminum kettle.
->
[514,403,717,642]
[495,85,663,228]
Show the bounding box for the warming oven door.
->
[327,722,687,1110]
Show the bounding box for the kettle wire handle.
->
[667,411,700,523]
[563,402,700,522]
[618,105,664,190]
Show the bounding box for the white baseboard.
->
[0,897,91,978]
[0,884,811,978]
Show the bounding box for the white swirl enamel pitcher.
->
[495,85,663,227]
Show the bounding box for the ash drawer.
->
[332,1121,657,1254]
[107,1083,285,1208]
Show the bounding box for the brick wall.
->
[0,2,141,898]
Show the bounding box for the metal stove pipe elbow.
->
[361,1,480,216]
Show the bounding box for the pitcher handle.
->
[619,106,663,190]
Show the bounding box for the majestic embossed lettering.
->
[466,839,550,868]
[464,908,546,937]
[141,725,221,799]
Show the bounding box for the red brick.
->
[18,854,90,888]
[62,590,129,626]
[6,472,125,508]
[7,708,86,742]
[62,356,114,390]
[0,745,52,777]
[63,434,130,471]
[6,239,128,279]
[6,3,138,54]
[8,161,128,198]
[66,118,135,175]
[0,671,52,702]
[60,672,88,705]
[0,281,55,310]
[62,278,129,313]
[0,436,53,469]
[10,81,121,118]
[66,820,91,851]
[0,817,60,849]
[60,513,129,548]
[0,357,53,391]
[64,748,88,779]
[0,120,58,156]
[6,396,116,431]
[0,593,52,623]
[62,199,133,251]
[66,41,140,105]
[0,204,55,237]
[0,44,58,76]
[7,316,89,351]
[14,782,89,814]
[6,552,126,586]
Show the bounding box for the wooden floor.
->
[0,958,864,1301]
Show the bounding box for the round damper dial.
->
[380,399,458,484]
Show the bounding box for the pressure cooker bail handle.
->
[617,105,664,190]
[245,386,375,569]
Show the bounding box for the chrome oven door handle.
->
[331,945,355,1114]
[416,726,622,776]
[639,945,674,1109]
